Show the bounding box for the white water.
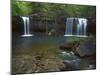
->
[21,16,33,37]
[64,18,88,37]
[65,18,74,36]
[77,18,87,36]
[61,51,81,69]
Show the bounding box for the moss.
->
[62,37,87,47]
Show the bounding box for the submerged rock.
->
[59,50,81,70]
[12,55,66,74]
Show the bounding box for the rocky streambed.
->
[59,36,96,71]
[12,36,96,74]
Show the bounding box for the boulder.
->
[75,38,96,57]
[59,44,74,52]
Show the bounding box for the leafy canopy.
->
[12,0,96,18]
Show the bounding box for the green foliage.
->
[65,37,86,45]
[12,0,33,16]
[63,5,96,18]
[12,1,96,18]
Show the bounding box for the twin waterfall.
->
[64,18,88,37]
[21,17,87,37]
[21,16,33,37]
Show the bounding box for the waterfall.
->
[21,16,33,37]
[64,18,88,37]
[65,18,74,36]
[77,18,87,36]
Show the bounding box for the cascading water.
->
[65,18,74,36]
[21,16,33,37]
[77,18,87,36]
[64,18,88,37]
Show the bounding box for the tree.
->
[12,0,33,16]
[12,0,96,18]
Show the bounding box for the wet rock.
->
[59,41,80,53]
[60,62,74,71]
[59,50,81,70]
[75,38,96,57]
[12,55,66,74]
[12,56,37,74]
[59,44,74,52]
[38,58,66,72]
